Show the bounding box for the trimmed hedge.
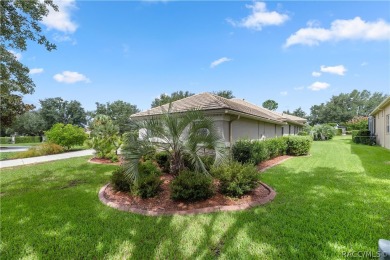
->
[285,136,312,156]
[15,136,41,143]
[0,137,11,144]
[352,130,374,145]
[232,136,312,165]
[336,129,342,136]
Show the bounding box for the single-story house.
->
[369,96,390,149]
[131,92,307,147]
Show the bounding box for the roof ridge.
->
[206,92,230,108]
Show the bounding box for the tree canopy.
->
[262,99,278,111]
[308,89,387,125]
[93,100,140,134]
[10,111,47,136]
[151,91,194,108]
[212,90,235,99]
[39,98,86,128]
[1,0,57,127]
[283,107,307,118]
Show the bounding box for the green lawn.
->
[1,136,389,259]
[0,143,41,147]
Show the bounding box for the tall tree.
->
[93,100,140,134]
[40,98,86,128]
[10,111,47,136]
[151,91,194,108]
[212,90,235,99]
[262,99,278,111]
[1,0,57,127]
[308,89,387,125]
[291,107,307,118]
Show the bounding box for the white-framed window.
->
[386,114,389,133]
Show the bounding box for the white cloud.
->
[53,71,90,84]
[320,65,347,76]
[9,50,22,60]
[294,86,305,91]
[210,57,232,68]
[280,91,288,96]
[308,81,330,91]
[42,0,78,33]
[29,68,44,75]
[284,17,390,47]
[312,71,321,77]
[227,1,289,31]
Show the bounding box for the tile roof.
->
[131,92,306,125]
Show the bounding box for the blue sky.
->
[19,0,390,113]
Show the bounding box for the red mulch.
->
[103,175,270,212]
[101,155,290,213]
[257,155,292,172]
[89,157,123,165]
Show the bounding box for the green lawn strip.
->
[0,143,41,147]
[1,139,389,259]
[0,152,16,161]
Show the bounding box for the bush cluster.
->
[211,161,259,198]
[12,143,64,159]
[170,170,214,201]
[45,123,87,150]
[232,136,311,165]
[352,130,374,145]
[311,124,336,141]
[111,160,162,198]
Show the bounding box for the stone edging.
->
[98,182,276,216]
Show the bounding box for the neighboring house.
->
[369,96,390,149]
[131,92,307,146]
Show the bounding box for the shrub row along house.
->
[369,96,390,149]
[131,92,306,146]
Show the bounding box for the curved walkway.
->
[0,149,95,169]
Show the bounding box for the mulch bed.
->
[98,155,291,216]
[88,157,122,166]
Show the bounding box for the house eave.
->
[370,96,390,116]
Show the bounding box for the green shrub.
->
[155,151,170,172]
[0,137,11,144]
[264,137,287,158]
[297,131,309,136]
[200,155,214,171]
[232,139,254,164]
[285,136,312,156]
[352,130,373,145]
[12,143,64,159]
[15,136,41,143]
[336,129,342,136]
[45,123,87,150]
[133,174,162,199]
[346,131,352,135]
[211,161,259,198]
[170,170,214,201]
[311,124,336,141]
[111,167,131,192]
[139,160,161,176]
[251,141,269,164]
[351,130,359,140]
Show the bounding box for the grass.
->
[1,136,389,259]
[0,143,41,147]
[0,152,15,161]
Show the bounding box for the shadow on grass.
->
[1,158,389,258]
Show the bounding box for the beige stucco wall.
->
[373,103,390,149]
[229,118,283,144]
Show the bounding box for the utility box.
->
[379,239,390,260]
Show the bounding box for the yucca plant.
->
[121,106,227,183]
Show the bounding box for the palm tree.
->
[121,106,226,183]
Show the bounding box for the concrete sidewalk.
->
[0,149,95,169]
